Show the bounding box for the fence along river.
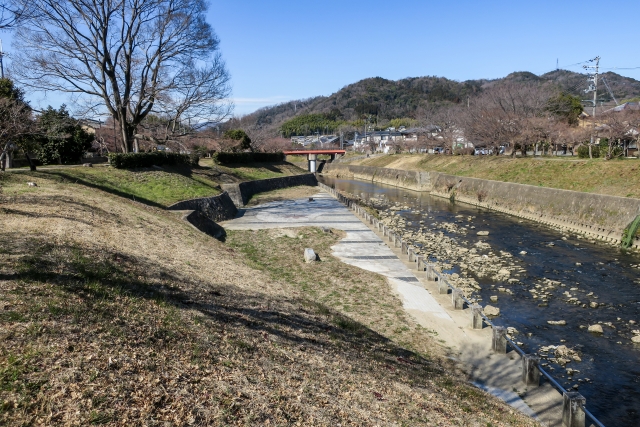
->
[319,176,640,427]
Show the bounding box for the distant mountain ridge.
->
[240,70,640,134]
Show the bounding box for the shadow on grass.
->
[31,166,218,209]
[0,233,435,372]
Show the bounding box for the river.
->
[319,176,640,427]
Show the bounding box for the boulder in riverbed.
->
[484,305,500,317]
[547,320,567,326]
[588,324,603,334]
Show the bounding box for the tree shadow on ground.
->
[0,233,437,374]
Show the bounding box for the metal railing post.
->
[452,289,464,309]
[492,326,507,353]
[522,354,541,386]
[562,392,586,427]
[471,304,483,329]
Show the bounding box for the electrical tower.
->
[583,56,600,145]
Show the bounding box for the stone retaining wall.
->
[221,173,317,206]
[322,164,432,192]
[167,191,238,222]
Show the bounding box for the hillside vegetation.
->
[0,171,538,426]
[238,70,640,137]
[356,154,640,199]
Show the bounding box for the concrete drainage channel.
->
[318,182,606,427]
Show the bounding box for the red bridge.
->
[283,150,346,173]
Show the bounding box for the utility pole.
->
[0,40,5,79]
[583,56,600,158]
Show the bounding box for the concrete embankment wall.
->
[221,173,317,206]
[322,164,432,192]
[168,174,317,238]
[167,192,238,240]
[323,164,640,248]
[430,173,640,248]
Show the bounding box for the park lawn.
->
[355,154,640,199]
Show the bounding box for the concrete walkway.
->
[221,189,563,425]
[223,192,453,322]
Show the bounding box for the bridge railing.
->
[317,182,606,427]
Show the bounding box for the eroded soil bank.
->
[320,176,640,427]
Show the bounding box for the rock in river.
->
[588,324,603,334]
[477,231,490,236]
[484,305,500,317]
[547,320,567,326]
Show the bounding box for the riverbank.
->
[0,170,539,426]
[353,154,640,199]
[322,160,640,249]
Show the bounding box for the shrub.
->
[577,145,600,159]
[212,152,285,164]
[108,152,193,169]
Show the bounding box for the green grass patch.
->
[2,166,221,207]
[198,159,306,181]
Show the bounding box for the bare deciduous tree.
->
[12,0,232,153]
[0,1,33,29]
[462,82,554,156]
[423,105,463,153]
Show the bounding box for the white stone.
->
[477,231,489,236]
[303,248,317,263]
[632,336,640,344]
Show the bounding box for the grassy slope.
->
[356,154,640,199]
[7,161,307,208]
[198,159,307,181]
[0,172,537,426]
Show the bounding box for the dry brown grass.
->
[0,172,539,426]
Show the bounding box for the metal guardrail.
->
[317,182,606,427]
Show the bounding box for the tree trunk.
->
[24,152,36,171]
[119,122,136,153]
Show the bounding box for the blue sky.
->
[209,0,640,115]
[4,0,640,116]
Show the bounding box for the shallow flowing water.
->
[319,176,640,427]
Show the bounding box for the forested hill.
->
[238,70,640,135]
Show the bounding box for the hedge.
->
[108,152,195,169]
[212,152,285,164]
